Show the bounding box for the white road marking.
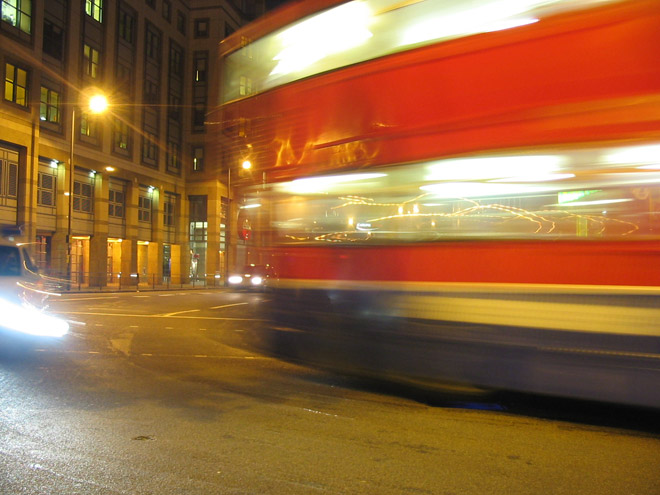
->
[210,302,249,310]
[158,294,175,297]
[58,296,119,302]
[161,309,201,316]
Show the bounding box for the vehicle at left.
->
[0,237,68,338]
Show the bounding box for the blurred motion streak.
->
[215,0,660,408]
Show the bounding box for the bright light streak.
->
[0,298,69,337]
[426,155,566,181]
[400,0,551,46]
[420,181,552,198]
[604,144,660,166]
[283,173,386,194]
[240,203,262,209]
[271,1,373,76]
[490,173,575,182]
[551,198,633,207]
[251,276,263,286]
[228,275,243,284]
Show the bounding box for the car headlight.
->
[228,275,243,284]
[0,297,69,337]
[251,276,263,286]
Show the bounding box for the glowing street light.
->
[89,94,109,114]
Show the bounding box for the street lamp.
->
[67,92,109,283]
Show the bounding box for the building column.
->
[89,172,109,287]
[89,234,108,287]
[122,181,139,286]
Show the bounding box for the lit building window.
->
[113,118,129,151]
[192,146,204,171]
[4,63,28,107]
[83,44,100,79]
[40,87,60,123]
[85,0,102,23]
[1,0,32,35]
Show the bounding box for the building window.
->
[85,0,102,23]
[146,0,155,8]
[142,132,157,163]
[192,146,204,172]
[80,114,98,138]
[4,63,28,107]
[176,12,185,35]
[108,189,125,218]
[83,44,100,79]
[194,18,209,38]
[73,180,93,213]
[1,0,32,35]
[193,52,207,82]
[169,44,183,77]
[0,149,19,198]
[162,0,170,22]
[164,197,175,227]
[145,26,161,61]
[40,87,60,123]
[37,171,56,206]
[138,195,151,222]
[166,140,180,173]
[113,118,129,152]
[193,104,205,129]
[118,9,134,44]
[167,94,181,121]
[144,79,159,104]
[43,19,64,60]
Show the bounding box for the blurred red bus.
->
[216,0,660,408]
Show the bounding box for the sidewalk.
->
[47,278,228,294]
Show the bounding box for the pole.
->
[67,108,75,284]
[224,167,231,285]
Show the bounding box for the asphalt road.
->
[0,290,659,495]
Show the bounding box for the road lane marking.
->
[161,309,201,316]
[58,296,120,302]
[158,294,175,297]
[52,311,264,321]
[210,302,249,309]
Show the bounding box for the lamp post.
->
[67,93,108,284]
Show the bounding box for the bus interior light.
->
[271,1,373,76]
[604,144,660,166]
[283,173,387,194]
[400,0,551,47]
[425,155,566,181]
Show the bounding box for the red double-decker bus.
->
[216,0,660,408]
